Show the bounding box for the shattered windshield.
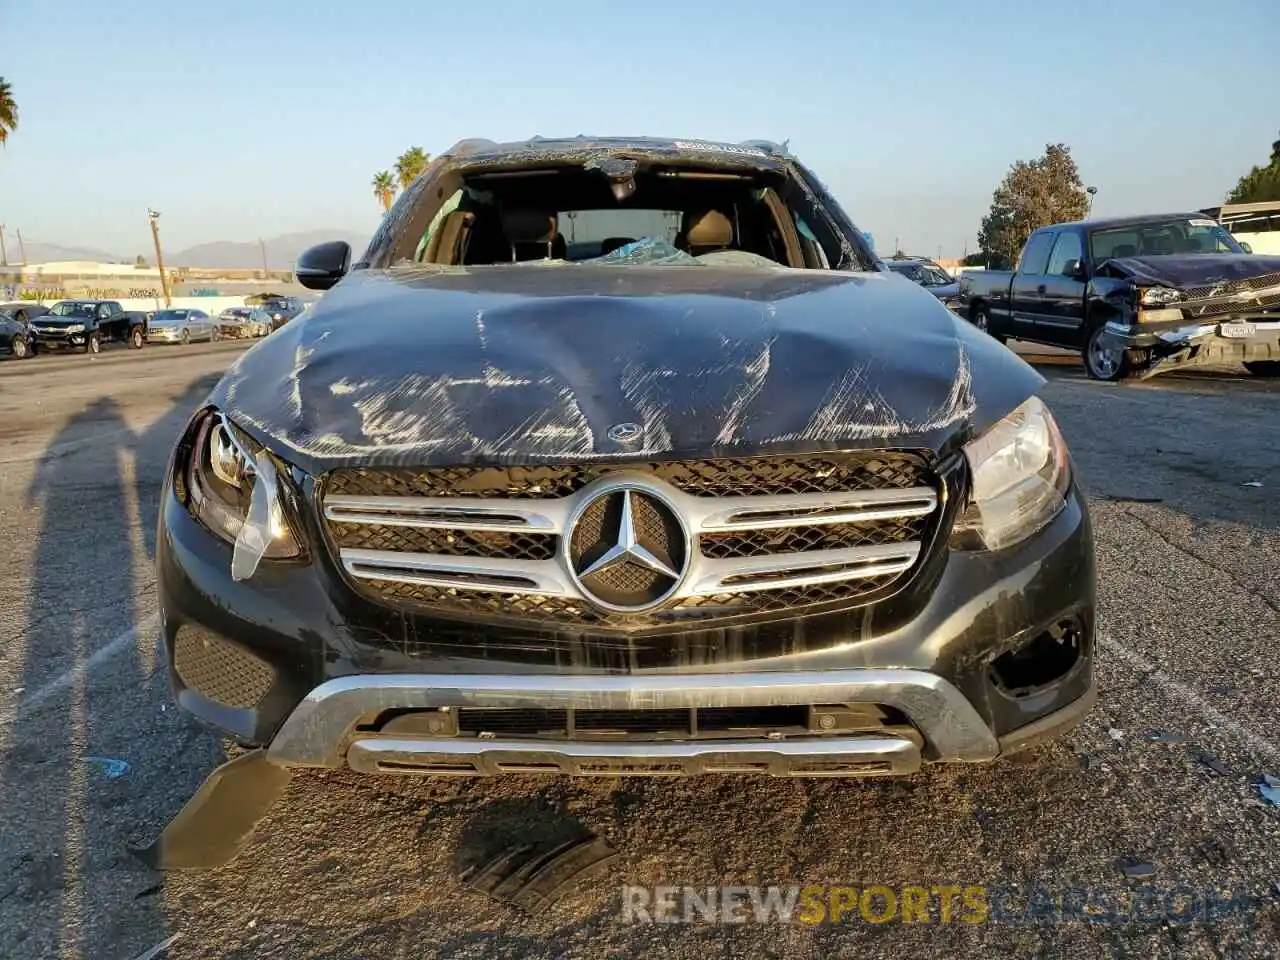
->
[1091,219,1244,261]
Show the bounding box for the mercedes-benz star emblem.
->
[606,421,642,443]
[566,483,689,613]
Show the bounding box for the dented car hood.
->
[1101,253,1280,289]
[211,264,1044,473]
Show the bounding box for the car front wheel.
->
[11,335,28,359]
[1083,323,1131,381]
[181,329,191,345]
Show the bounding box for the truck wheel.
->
[131,327,145,349]
[1083,323,1130,381]
[1244,361,1280,377]
[11,336,27,359]
[87,333,101,355]
[970,304,1006,344]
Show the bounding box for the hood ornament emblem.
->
[606,422,642,443]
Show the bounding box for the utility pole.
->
[259,237,269,279]
[16,229,28,264]
[147,208,172,307]
[0,224,7,266]
[1087,186,1098,218]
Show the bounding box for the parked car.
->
[217,307,273,339]
[145,135,1096,868]
[249,295,305,330]
[0,302,43,359]
[262,295,304,332]
[884,257,963,312]
[960,214,1280,380]
[29,299,147,354]
[146,308,218,345]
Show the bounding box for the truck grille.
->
[321,453,940,629]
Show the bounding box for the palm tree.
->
[394,147,430,191]
[371,171,396,212]
[0,77,17,146]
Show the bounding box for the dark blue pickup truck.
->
[959,213,1280,380]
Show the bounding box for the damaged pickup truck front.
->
[145,136,1096,869]
[960,214,1280,380]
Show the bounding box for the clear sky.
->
[2,0,1277,258]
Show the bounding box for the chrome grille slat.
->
[321,454,941,625]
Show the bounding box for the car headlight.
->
[951,396,1071,551]
[1139,286,1182,307]
[65,323,85,333]
[187,412,302,579]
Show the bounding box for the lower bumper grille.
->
[322,452,940,629]
[173,627,275,709]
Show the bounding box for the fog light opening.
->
[989,620,1082,698]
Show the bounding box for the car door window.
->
[1017,233,1055,275]
[1046,231,1083,277]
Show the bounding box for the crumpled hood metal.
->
[1103,254,1280,288]
[210,265,1044,473]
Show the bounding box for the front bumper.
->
[1104,316,1280,376]
[157,453,1098,777]
[147,329,184,343]
[32,331,86,348]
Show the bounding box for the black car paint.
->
[31,299,148,351]
[213,265,1043,475]
[961,218,1280,364]
[0,303,45,357]
[156,135,1093,756]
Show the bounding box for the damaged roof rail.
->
[448,138,501,158]
[739,139,791,157]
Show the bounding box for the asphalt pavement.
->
[0,340,1277,959]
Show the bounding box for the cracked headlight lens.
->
[952,396,1071,551]
[1140,286,1182,307]
[188,412,302,575]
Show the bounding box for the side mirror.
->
[1063,259,1085,279]
[1240,241,1254,254]
[295,241,351,290]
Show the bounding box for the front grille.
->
[324,454,927,501]
[1178,271,1280,318]
[322,452,940,631]
[453,705,873,739]
[1182,270,1280,301]
[173,627,275,709]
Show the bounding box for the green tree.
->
[1226,131,1280,204]
[371,170,396,211]
[0,77,17,146]
[977,143,1088,269]
[394,147,430,191]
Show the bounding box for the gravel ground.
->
[0,342,1277,959]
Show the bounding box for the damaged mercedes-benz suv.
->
[147,136,1096,868]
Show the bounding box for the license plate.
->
[1219,322,1256,339]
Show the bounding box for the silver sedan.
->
[146,308,218,345]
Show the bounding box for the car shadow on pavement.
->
[0,376,226,959]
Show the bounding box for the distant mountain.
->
[9,241,126,264]
[169,230,371,270]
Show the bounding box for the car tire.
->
[87,333,101,355]
[181,329,191,345]
[11,335,28,360]
[131,327,144,349]
[211,327,221,342]
[970,304,1006,344]
[1083,322,1131,381]
[1244,360,1280,377]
